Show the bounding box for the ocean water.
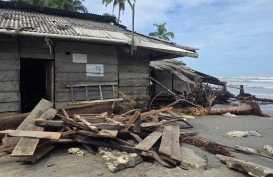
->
[219,76,273,116]
[220,76,273,99]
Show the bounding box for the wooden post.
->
[239,85,245,96]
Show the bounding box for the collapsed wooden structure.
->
[150,59,226,96]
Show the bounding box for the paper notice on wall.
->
[72,53,87,63]
[86,64,104,77]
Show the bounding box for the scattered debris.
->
[181,135,232,157]
[223,113,237,118]
[264,145,273,156]
[234,145,258,154]
[226,131,262,137]
[225,131,249,137]
[216,154,273,177]
[68,148,81,154]
[179,147,207,170]
[98,147,142,173]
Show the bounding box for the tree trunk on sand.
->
[195,102,269,117]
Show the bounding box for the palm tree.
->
[10,0,88,13]
[149,23,174,41]
[102,0,135,22]
[52,0,88,13]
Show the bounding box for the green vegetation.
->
[10,0,88,13]
[102,0,135,22]
[149,23,174,41]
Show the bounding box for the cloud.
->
[84,0,273,77]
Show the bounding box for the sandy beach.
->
[1,104,272,177]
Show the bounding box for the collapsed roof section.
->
[150,59,226,86]
[0,1,198,58]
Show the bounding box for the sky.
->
[84,0,273,77]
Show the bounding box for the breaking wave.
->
[220,76,273,99]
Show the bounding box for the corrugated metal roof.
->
[0,7,198,58]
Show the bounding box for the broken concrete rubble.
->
[225,130,262,137]
[216,154,273,177]
[234,145,258,154]
[179,147,207,170]
[98,147,142,173]
[264,145,273,157]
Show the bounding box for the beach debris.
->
[68,147,84,156]
[223,112,237,118]
[98,147,142,173]
[181,135,232,157]
[234,145,258,154]
[182,101,269,117]
[179,147,207,170]
[225,131,249,137]
[216,154,273,177]
[225,131,262,138]
[248,131,262,137]
[264,145,273,156]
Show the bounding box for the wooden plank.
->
[0,92,20,102]
[0,71,19,81]
[56,72,118,82]
[0,60,19,71]
[40,108,58,120]
[7,99,53,155]
[123,111,141,131]
[141,107,173,118]
[0,145,16,153]
[0,102,20,113]
[56,63,118,73]
[170,126,181,162]
[74,115,97,131]
[0,81,19,92]
[16,99,53,132]
[135,131,162,151]
[97,130,118,138]
[140,122,163,128]
[159,126,173,156]
[17,145,55,163]
[0,130,62,140]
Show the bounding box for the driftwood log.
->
[181,101,269,117]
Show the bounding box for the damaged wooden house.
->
[150,59,226,102]
[0,1,198,117]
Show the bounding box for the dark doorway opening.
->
[20,59,54,113]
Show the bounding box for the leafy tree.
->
[149,23,174,41]
[52,0,88,13]
[102,0,135,22]
[10,0,88,13]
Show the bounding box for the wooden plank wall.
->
[154,70,173,94]
[54,41,118,109]
[118,49,150,109]
[173,75,190,92]
[154,71,189,95]
[19,37,54,60]
[0,35,20,117]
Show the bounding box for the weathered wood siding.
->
[173,75,190,92]
[0,35,20,116]
[154,70,190,95]
[154,70,172,94]
[54,41,118,109]
[118,49,150,109]
[19,37,54,59]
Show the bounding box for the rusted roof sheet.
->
[0,6,198,58]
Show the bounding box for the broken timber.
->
[135,131,162,151]
[159,125,182,162]
[11,99,55,157]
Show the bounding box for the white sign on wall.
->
[72,53,87,63]
[86,64,104,77]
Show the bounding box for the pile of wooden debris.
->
[0,99,197,167]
